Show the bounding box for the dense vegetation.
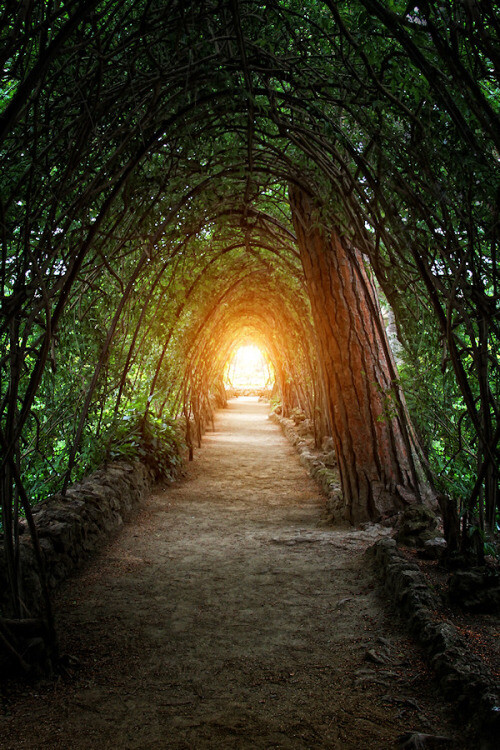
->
[1,1,498,637]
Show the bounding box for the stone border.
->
[269,412,343,516]
[0,460,154,619]
[271,410,499,746]
[367,538,500,749]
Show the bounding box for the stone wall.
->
[272,408,499,748]
[269,411,344,521]
[0,461,154,620]
[368,538,500,749]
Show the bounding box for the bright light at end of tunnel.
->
[226,345,270,388]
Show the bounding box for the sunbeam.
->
[225,345,270,388]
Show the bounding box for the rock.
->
[395,504,439,548]
[369,537,499,750]
[417,537,447,560]
[425,621,459,654]
[448,567,500,614]
[0,460,154,620]
[323,450,337,467]
[321,436,334,452]
[380,514,398,528]
[296,418,313,436]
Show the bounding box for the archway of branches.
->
[1,1,498,647]
[127,213,328,459]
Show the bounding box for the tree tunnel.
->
[1,0,499,652]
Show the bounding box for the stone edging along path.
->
[268,412,342,517]
[3,410,333,629]
[271,410,500,750]
[0,461,154,620]
[368,539,499,750]
[3,406,498,748]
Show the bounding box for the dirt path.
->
[1,399,465,749]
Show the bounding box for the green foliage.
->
[105,409,185,482]
[468,526,499,558]
[398,321,478,501]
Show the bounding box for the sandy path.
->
[1,398,464,749]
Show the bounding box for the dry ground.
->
[1,398,468,749]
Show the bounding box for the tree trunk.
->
[289,185,424,523]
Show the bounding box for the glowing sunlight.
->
[225,345,271,388]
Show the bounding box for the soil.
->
[0,398,469,749]
[400,547,500,680]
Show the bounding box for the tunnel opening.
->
[224,344,274,395]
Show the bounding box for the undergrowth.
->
[105,409,185,481]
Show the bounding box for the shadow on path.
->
[1,398,465,749]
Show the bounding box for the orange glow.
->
[225,345,271,388]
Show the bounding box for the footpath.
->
[0,398,465,749]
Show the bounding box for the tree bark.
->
[290,185,423,523]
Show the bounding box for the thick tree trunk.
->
[290,185,423,523]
